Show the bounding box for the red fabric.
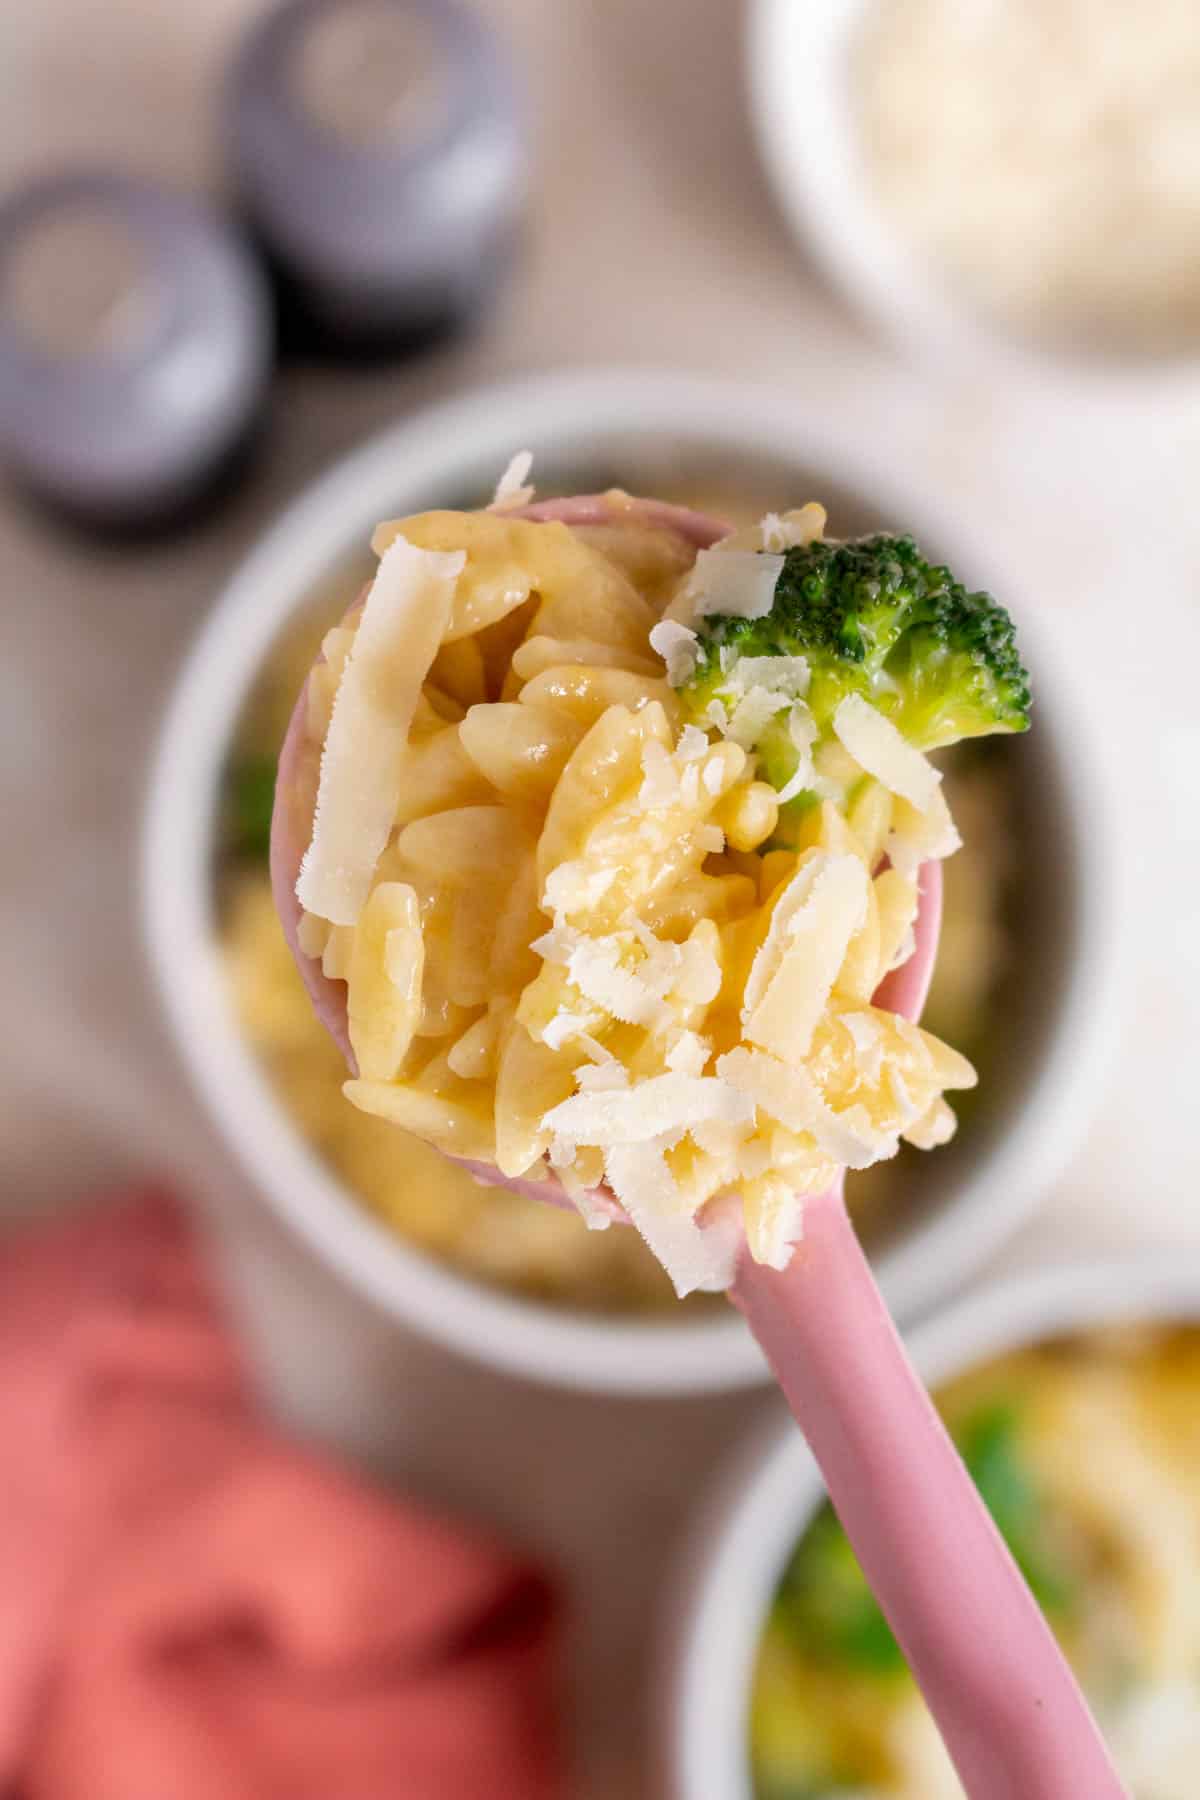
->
[0,1192,565,1800]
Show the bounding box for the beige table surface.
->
[4,2,1200,1794]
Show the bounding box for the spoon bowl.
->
[268,487,934,1239]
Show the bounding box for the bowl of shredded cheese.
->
[144,369,1115,1392]
[749,0,1200,376]
[667,1255,1200,1798]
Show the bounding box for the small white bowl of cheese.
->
[749,0,1200,383]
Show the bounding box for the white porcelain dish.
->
[747,0,1200,390]
[143,368,1118,1394]
[664,1254,1200,1798]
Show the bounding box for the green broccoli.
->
[775,1501,907,1676]
[223,753,278,863]
[679,535,1031,807]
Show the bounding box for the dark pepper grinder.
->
[226,0,527,356]
[0,171,272,531]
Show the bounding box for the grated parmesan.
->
[542,861,617,918]
[666,1031,712,1076]
[742,852,869,1062]
[638,739,681,810]
[725,686,791,751]
[758,503,828,553]
[728,655,811,698]
[544,1073,753,1163]
[833,693,941,812]
[649,618,700,686]
[605,1141,739,1296]
[542,1010,595,1051]
[887,1065,919,1125]
[296,537,465,925]
[687,549,785,622]
[888,921,918,971]
[904,1097,956,1149]
[564,935,674,1029]
[857,0,1200,354]
[717,1047,892,1170]
[885,784,962,880]
[772,704,819,805]
[842,1009,885,1083]
[489,449,534,511]
[744,1174,806,1271]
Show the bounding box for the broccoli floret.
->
[680,536,1031,791]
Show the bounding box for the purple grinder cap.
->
[227,0,526,335]
[0,170,273,525]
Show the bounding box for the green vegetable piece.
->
[775,1505,906,1675]
[680,535,1031,808]
[225,753,278,863]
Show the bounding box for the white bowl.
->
[665,1254,1200,1799]
[143,367,1117,1395]
[747,0,1200,391]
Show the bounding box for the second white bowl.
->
[665,1255,1200,1798]
[748,0,1200,393]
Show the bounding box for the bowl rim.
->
[663,1252,1200,1800]
[747,0,1200,393]
[142,365,1120,1395]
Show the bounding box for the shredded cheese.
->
[649,618,700,686]
[638,739,681,810]
[676,723,709,761]
[489,449,534,511]
[742,853,869,1063]
[717,1047,891,1170]
[842,1009,885,1083]
[542,862,617,918]
[605,1141,738,1297]
[725,686,791,751]
[666,1031,712,1076]
[562,934,673,1029]
[758,503,827,552]
[297,537,465,925]
[730,654,811,697]
[687,548,785,621]
[542,1072,753,1150]
[885,785,963,879]
[833,692,941,811]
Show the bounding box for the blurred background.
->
[3,1,1200,1796]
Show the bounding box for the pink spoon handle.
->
[731,1208,1126,1798]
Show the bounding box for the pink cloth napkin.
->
[0,1191,565,1800]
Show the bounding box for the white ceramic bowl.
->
[665,1254,1200,1799]
[747,0,1200,391]
[143,368,1117,1395]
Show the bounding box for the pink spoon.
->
[271,495,1126,1798]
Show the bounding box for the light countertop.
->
[3,2,1200,1793]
